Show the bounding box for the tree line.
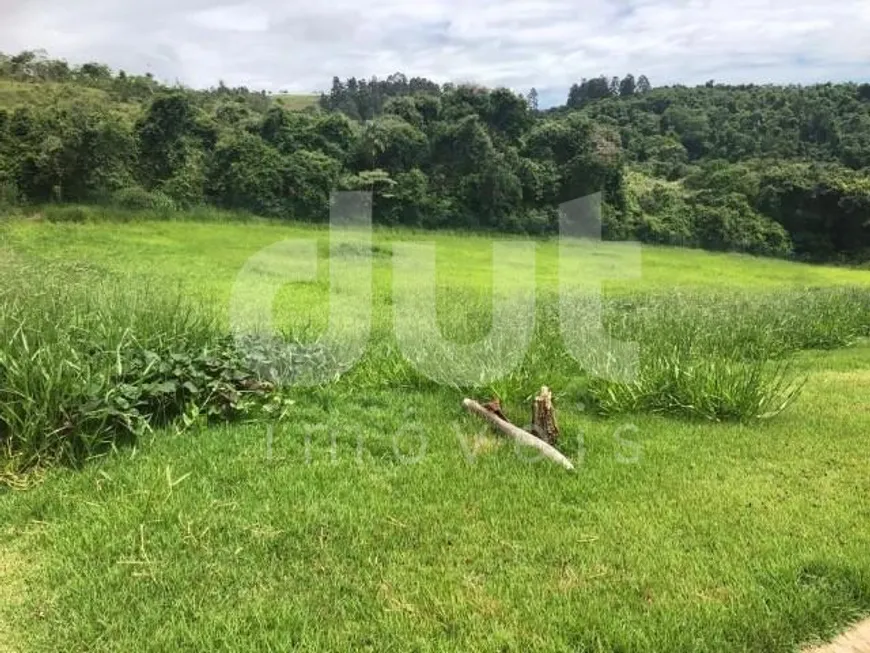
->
[1,50,868,262]
[566,74,652,107]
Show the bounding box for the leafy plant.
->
[0,263,308,476]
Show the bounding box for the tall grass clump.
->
[0,259,294,478]
[578,287,870,421]
[0,262,203,471]
[588,297,803,421]
[347,285,868,423]
[769,287,870,350]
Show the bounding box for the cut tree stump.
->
[462,388,574,471]
[532,386,560,445]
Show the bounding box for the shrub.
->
[111,186,176,213]
[42,204,95,223]
[522,207,559,235]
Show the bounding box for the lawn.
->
[1,215,870,652]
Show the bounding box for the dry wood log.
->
[462,398,575,471]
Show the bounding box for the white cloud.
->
[0,0,868,100]
[188,4,270,33]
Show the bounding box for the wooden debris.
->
[481,398,508,422]
[532,386,560,445]
[462,395,574,471]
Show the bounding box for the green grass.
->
[0,80,113,109]
[4,215,870,299]
[2,212,870,651]
[273,93,319,111]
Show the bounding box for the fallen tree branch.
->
[462,398,575,471]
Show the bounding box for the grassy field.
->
[1,213,870,651]
[273,93,320,111]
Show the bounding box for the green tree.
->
[136,92,200,188]
[485,88,533,140]
[206,131,285,215]
[527,88,539,112]
[354,116,428,173]
[282,149,342,221]
[636,75,652,94]
[619,74,637,98]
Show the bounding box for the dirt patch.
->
[804,617,870,653]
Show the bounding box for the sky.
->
[1,0,869,105]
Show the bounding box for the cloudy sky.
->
[2,0,869,104]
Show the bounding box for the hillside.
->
[1,51,869,262]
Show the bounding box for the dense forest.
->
[1,50,869,261]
